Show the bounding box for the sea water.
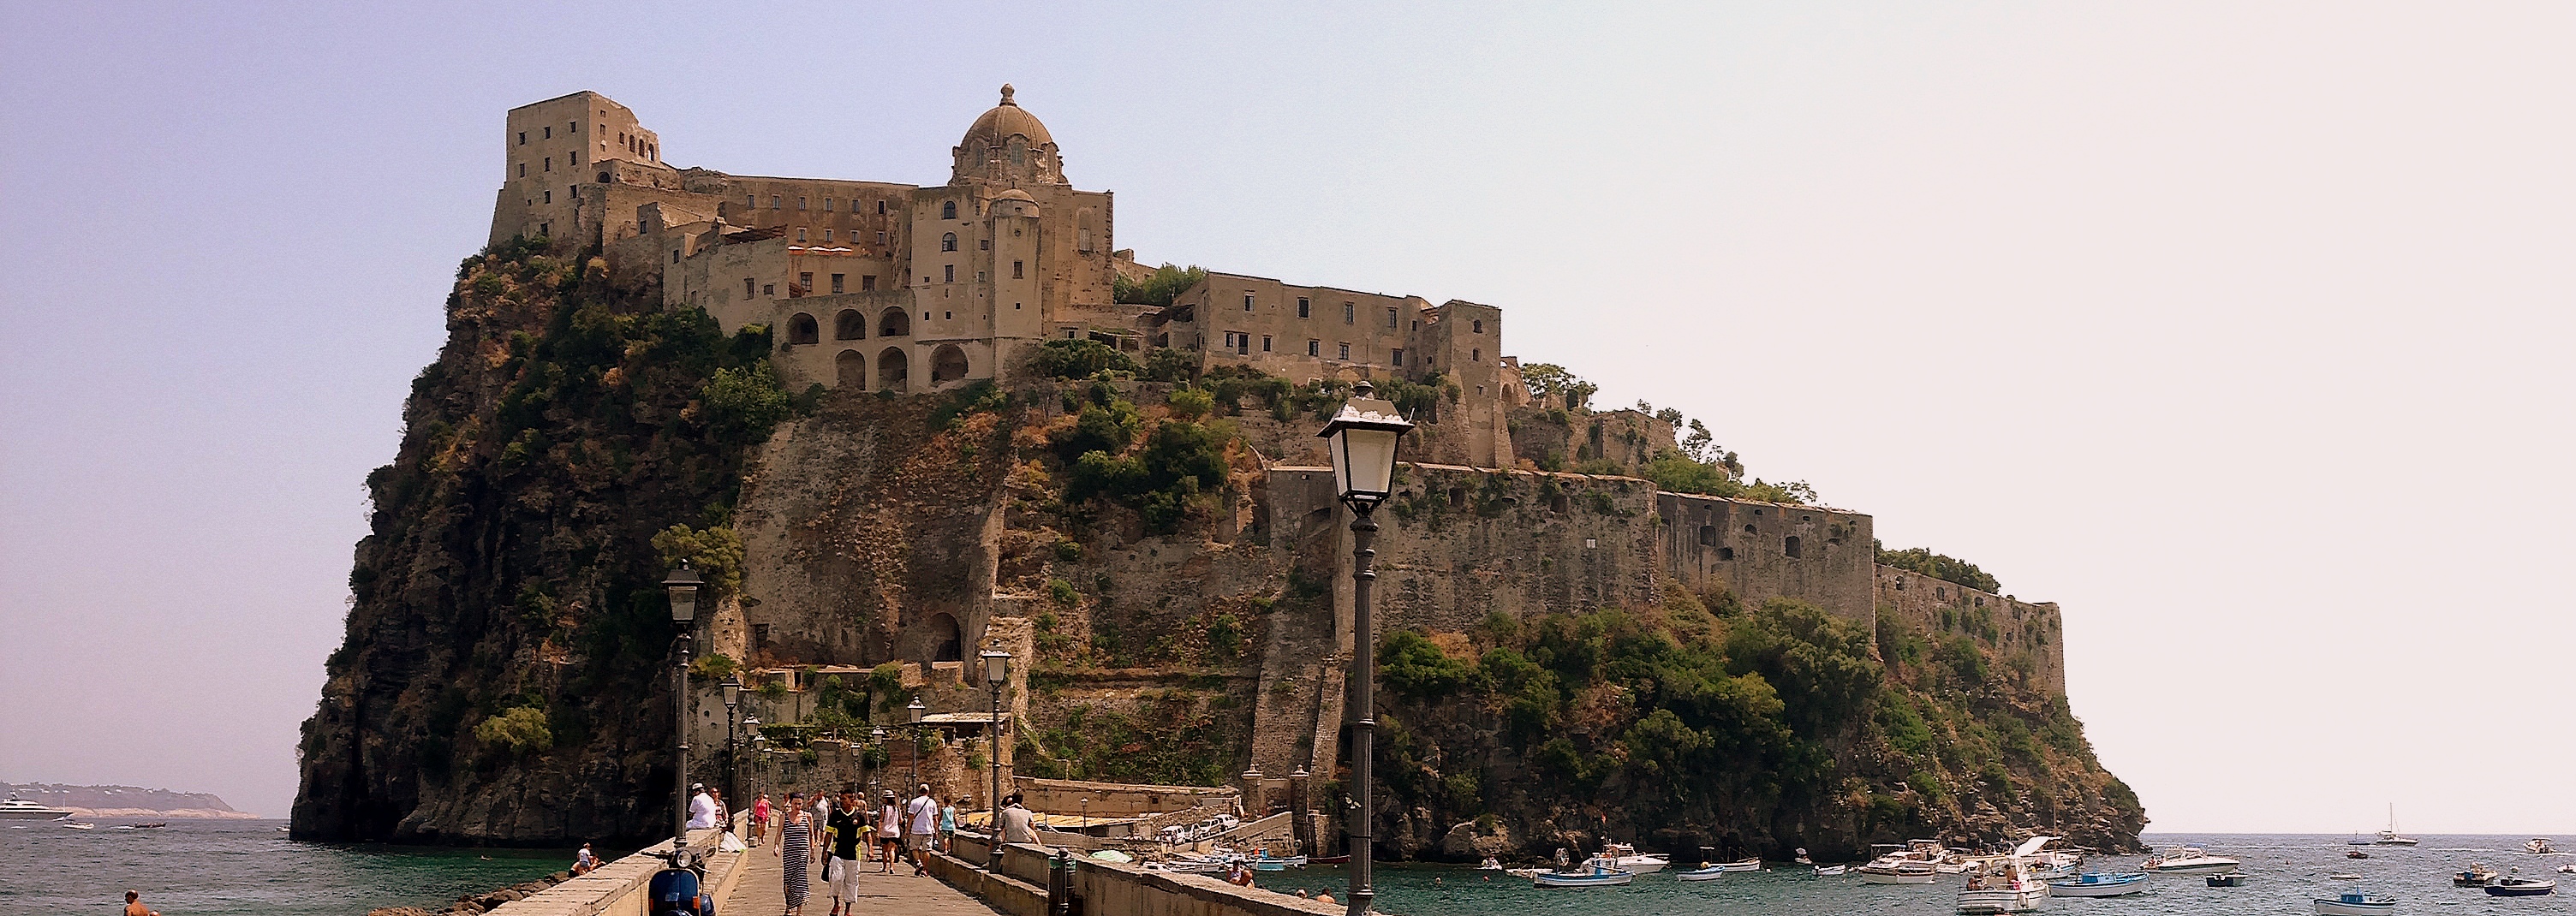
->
[1258,834,2575,916]
[2,818,570,915]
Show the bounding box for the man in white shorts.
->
[825,788,866,913]
[904,783,939,877]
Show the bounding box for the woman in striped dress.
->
[780,791,814,914]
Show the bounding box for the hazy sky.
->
[4,2,2571,833]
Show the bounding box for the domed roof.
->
[963,84,1053,147]
[990,188,1037,204]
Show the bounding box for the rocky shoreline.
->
[362,871,574,916]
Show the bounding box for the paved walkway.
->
[722,841,1003,916]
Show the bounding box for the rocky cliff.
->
[295,241,2144,854]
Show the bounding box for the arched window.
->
[929,344,969,385]
[1784,535,1804,559]
[836,349,866,389]
[940,232,957,253]
[785,312,819,346]
[835,310,866,341]
[877,347,909,390]
[1697,526,1718,546]
[879,307,911,337]
[941,200,957,220]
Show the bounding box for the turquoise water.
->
[3,818,572,915]
[1260,835,2576,916]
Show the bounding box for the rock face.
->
[295,242,2145,854]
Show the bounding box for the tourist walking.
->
[780,792,814,916]
[826,789,866,915]
[875,790,905,872]
[905,783,938,876]
[939,795,960,854]
[751,793,772,848]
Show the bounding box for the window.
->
[1343,302,1355,324]
[941,200,957,219]
[1297,297,1310,318]
[823,229,833,241]
[1698,526,1718,546]
[543,126,552,140]
[538,221,547,236]
[831,273,845,294]
[878,200,886,215]
[1243,293,1255,311]
[671,249,681,264]
[1717,547,1736,561]
[571,121,579,134]
[747,194,755,208]
[824,198,833,211]
[1224,332,1237,348]
[1012,260,1023,279]
[762,283,776,296]
[1391,348,1403,366]
[517,163,525,177]
[1261,336,1273,352]
[796,228,807,241]
[771,195,781,209]
[542,189,551,204]
[1308,340,1321,357]
[543,157,551,172]
[745,278,757,297]
[941,233,957,252]
[1339,342,1351,360]
[876,232,886,244]
[1785,536,1804,559]
[1386,306,1398,328]
[570,151,580,165]
[1471,348,1481,362]
[516,131,527,146]
[797,196,807,209]
[979,239,990,250]
[1473,318,1485,333]
[944,265,955,283]
[862,275,876,291]
[799,272,813,291]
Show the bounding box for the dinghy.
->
[2048,871,2146,898]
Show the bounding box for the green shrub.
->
[1167,387,1215,419]
[1050,401,1138,461]
[1047,579,1080,606]
[1381,630,1475,699]
[474,706,552,756]
[1112,264,1206,307]
[1034,339,1137,378]
[1874,544,2003,593]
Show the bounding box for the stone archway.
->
[878,347,909,390]
[929,344,969,386]
[879,307,911,337]
[924,612,963,663]
[835,309,867,341]
[836,349,866,389]
[786,312,819,346]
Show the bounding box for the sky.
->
[3,2,2572,833]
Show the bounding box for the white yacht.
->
[2141,846,2243,874]
[1955,838,2058,914]
[0,796,75,820]
[1594,841,1670,873]
[2372,806,2418,846]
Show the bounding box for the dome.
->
[990,188,1037,204]
[962,84,1053,148]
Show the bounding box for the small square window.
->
[862,276,877,291]
[1339,342,1351,360]
[516,131,527,146]
[762,283,775,296]
[1391,348,1404,366]
[771,195,782,209]
[799,272,813,289]
[1473,318,1485,333]
[831,273,845,294]
[876,231,886,244]
[1308,340,1321,357]
[979,239,990,250]
[796,228,808,241]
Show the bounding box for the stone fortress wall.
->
[500,86,2083,797]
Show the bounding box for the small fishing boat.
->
[2049,871,2146,898]
[132,822,168,830]
[1859,860,1940,883]
[2346,850,2370,859]
[2141,846,2241,874]
[1249,854,1308,871]
[1533,862,1635,888]
[1814,865,1849,877]
[2485,877,2555,897]
[2329,872,2365,881]
[2456,864,2501,887]
[2205,871,2250,887]
[60,822,94,830]
[2314,889,2396,915]
[1712,857,1762,872]
[1674,865,1726,882]
[2523,838,2558,855]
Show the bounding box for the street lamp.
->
[1316,381,1412,916]
[720,674,743,812]
[981,645,1011,863]
[908,697,927,791]
[1080,797,1089,833]
[663,562,702,852]
[1290,767,1310,856]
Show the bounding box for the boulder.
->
[1436,818,1516,859]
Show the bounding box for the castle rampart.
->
[1874,566,2066,696]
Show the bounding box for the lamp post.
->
[1080,797,1089,833]
[1316,381,1413,916]
[663,562,704,853]
[871,726,888,787]
[981,645,1011,863]
[1290,767,1310,855]
[720,675,743,811]
[908,697,927,791]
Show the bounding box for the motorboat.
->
[2048,872,2146,898]
[1713,856,1762,872]
[1814,865,1849,877]
[1249,854,1307,871]
[2456,864,2501,887]
[1143,857,1227,875]
[1674,865,1726,882]
[1596,842,1670,874]
[0,796,75,820]
[2140,846,2241,874]
[2205,871,2250,887]
[2524,838,2558,855]
[1476,857,1503,871]
[2314,889,2395,915]
[2328,872,2365,881]
[1955,839,2057,915]
[1859,860,1940,883]
[1532,861,1635,888]
[2485,877,2555,897]
[60,821,95,830]
[2345,850,2370,859]
[2030,854,2082,880]
[2371,805,2418,846]
[2556,864,2575,875]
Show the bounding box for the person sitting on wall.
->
[999,794,1038,846]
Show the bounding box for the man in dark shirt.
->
[826,789,866,915]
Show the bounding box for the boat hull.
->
[0,809,75,820]
[2314,899,2394,915]
[1535,871,1635,888]
[2486,881,2555,897]
[1714,858,1762,872]
[2143,859,2241,875]
[2206,873,2249,887]
[2049,875,2146,898]
[1861,869,1939,884]
[1675,867,1726,882]
[1957,887,2048,914]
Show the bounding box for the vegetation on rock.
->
[1875,544,2004,594]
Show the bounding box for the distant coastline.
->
[3,781,255,819]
